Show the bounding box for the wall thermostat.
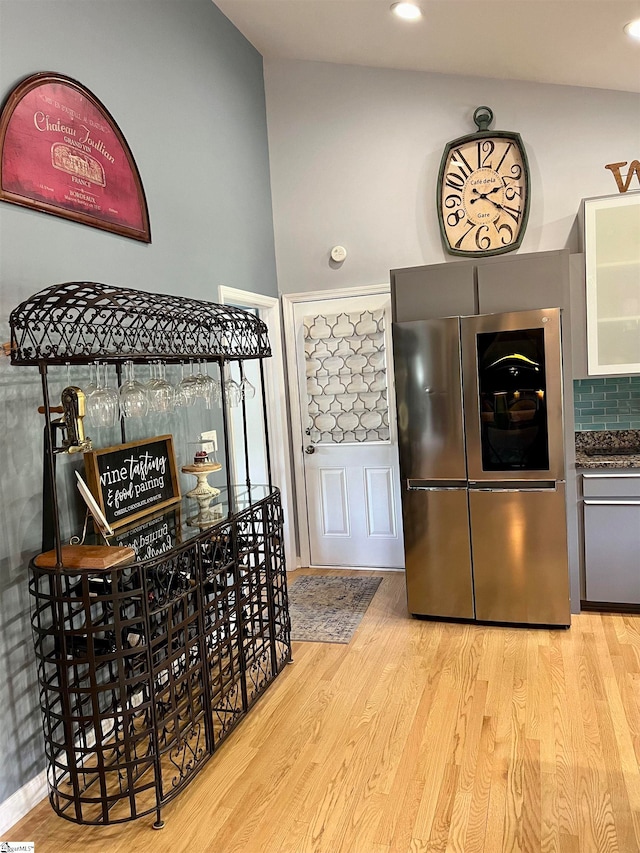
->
[330,245,347,262]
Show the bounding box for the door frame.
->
[218,285,297,572]
[282,283,395,568]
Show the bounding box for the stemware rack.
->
[9,282,291,828]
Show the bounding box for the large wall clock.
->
[437,106,530,257]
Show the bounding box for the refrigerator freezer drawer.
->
[469,483,570,626]
[401,487,474,619]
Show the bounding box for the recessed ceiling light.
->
[624,18,640,40]
[391,2,423,21]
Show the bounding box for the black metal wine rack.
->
[10,281,291,828]
[30,489,290,826]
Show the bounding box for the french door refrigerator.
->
[393,308,570,627]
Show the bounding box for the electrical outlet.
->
[200,429,217,452]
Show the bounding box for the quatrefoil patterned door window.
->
[303,308,390,444]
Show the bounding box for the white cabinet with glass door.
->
[583,191,640,375]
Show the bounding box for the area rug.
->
[288,575,382,644]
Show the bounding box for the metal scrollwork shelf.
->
[9,282,291,829]
[9,280,271,364]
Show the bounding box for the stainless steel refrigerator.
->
[393,308,571,626]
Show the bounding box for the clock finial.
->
[473,106,493,132]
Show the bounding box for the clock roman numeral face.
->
[440,135,528,256]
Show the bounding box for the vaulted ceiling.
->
[215,0,640,94]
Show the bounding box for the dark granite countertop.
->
[575,429,640,469]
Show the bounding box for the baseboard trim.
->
[0,771,48,836]
[301,565,405,573]
[581,599,640,614]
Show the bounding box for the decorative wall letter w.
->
[605,160,640,193]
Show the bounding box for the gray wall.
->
[263,59,639,611]
[263,59,640,293]
[0,0,277,805]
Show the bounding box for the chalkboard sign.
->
[112,507,181,561]
[84,435,181,529]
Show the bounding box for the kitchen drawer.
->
[582,472,640,498]
[584,500,640,604]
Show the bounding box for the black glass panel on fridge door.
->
[476,328,550,471]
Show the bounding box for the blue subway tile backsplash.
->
[574,377,640,430]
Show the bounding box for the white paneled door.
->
[289,291,404,568]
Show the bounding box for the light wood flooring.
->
[7,567,640,852]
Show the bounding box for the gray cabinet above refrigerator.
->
[391,261,475,322]
[391,249,571,323]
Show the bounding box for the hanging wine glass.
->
[147,361,175,414]
[144,361,156,394]
[206,374,221,410]
[145,361,159,411]
[191,360,208,402]
[223,365,241,408]
[85,362,101,428]
[176,360,198,407]
[59,361,72,400]
[239,376,256,401]
[83,362,98,398]
[227,381,241,407]
[195,360,219,408]
[103,363,120,407]
[86,363,120,428]
[119,361,149,418]
[174,362,191,408]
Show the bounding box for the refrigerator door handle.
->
[410,487,466,492]
[407,479,467,490]
[472,489,558,493]
[469,479,559,492]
